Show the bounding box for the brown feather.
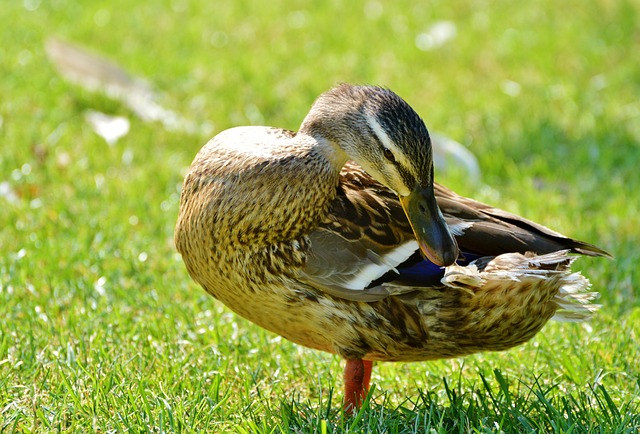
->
[328,162,610,259]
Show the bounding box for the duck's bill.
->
[399,185,459,267]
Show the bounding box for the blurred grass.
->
[1,0,639,432]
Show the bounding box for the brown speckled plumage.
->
[174,84,609,410]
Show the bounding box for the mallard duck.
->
[174,84,609,412]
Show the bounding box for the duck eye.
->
[383,148,395,162]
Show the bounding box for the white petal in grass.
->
[122,148,134,165]
[94,276,107,296]
[35,305,49,323]
[501,80,521,97]
[95,173,105,190]
[415,21,457,51]
[0,182,19,204]
[85,110,130,145]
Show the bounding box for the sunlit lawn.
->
[1,0,639,432]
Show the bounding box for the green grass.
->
[2,0,639,432]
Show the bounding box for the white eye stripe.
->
[364,114,410,169]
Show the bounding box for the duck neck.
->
[306,133,350,172]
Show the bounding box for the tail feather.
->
[551,272,600,322]
[441,250,600,323]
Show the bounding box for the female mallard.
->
[175,84,609,412]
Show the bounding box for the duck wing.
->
[434,183,611,258]
[300,162,421,301]
[299,162,609,302]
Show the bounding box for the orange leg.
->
[343,359,374,413]
[362,359,373,391]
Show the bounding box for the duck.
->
[174,84,610,413]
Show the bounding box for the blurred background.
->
[1,0,638,431]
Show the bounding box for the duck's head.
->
[300,84,459,267]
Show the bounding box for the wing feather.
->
[298,162,609,302]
